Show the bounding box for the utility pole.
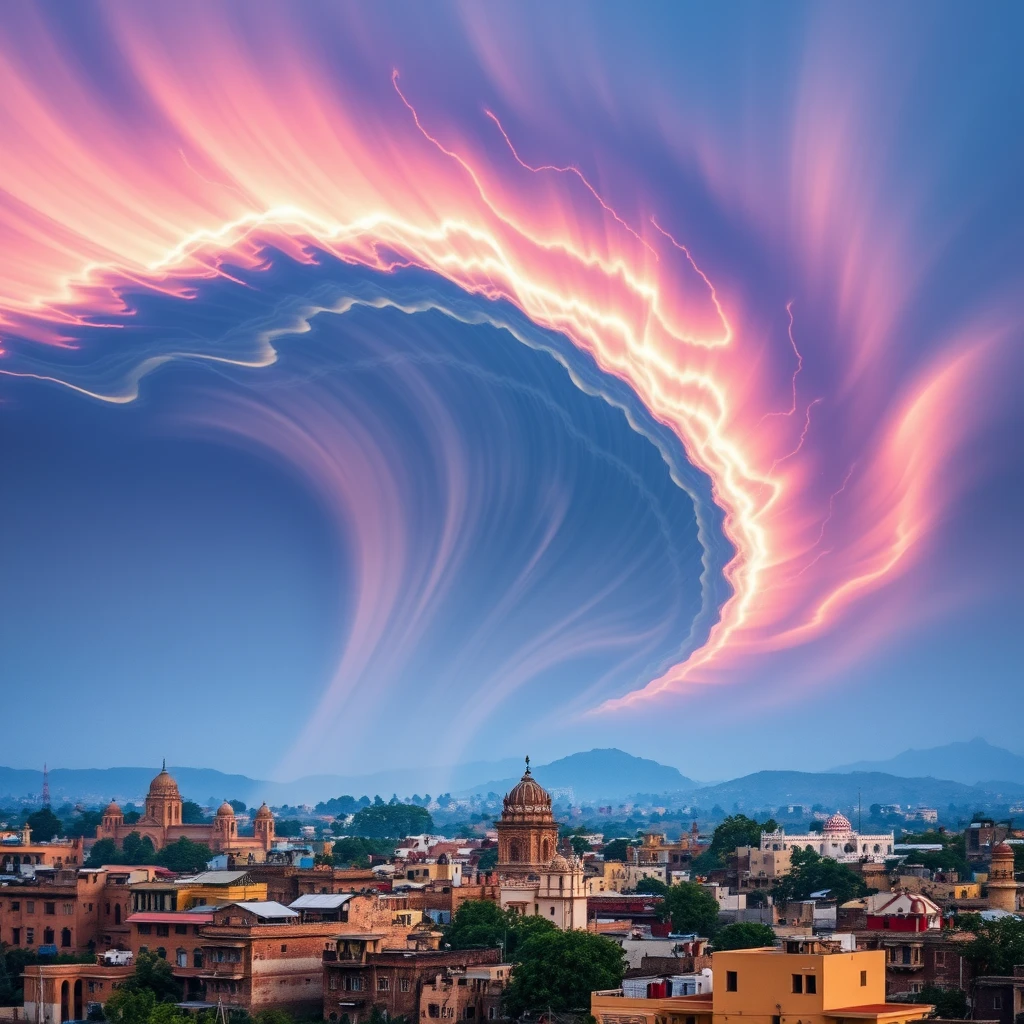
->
[42,764,50,808]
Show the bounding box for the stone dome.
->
[148,767,181,798]
[255,803,273,820]
[216,801,236,817]
[103,800,122,816]
[502,764,553,825]
[548,854,571,872]
[823,812,853,833]
[992,841,1015,860]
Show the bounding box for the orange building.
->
[592,942,934,1024]
[0,830,85,873]
[0,865,166,955]
[95,765,275,857]
[22,962,134,1024]
[495,760,559,877]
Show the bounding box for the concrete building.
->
[0,831,85,875]
[21,962,134,1024]
[95,765,275,857]
[323,944,505,1024]
[761,815,894,865]
[499,853,588,930]
[736,846,792,891]
[592,942,934,1024]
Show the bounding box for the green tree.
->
[64,810,102,838]
[503,929,625,1017]
[25,807,63,842]
[445,902,556,959]
[700,815,778,869]
[960,914,1024,975]
[348,802,433,839]
[476,848,498,873]
[253,1011,295,1024]
[602,838,630,861]
[103,987,156,1024]
[711,922,776,950]
[132,950,183,1002]
[771,847,869,906]
[228,800,247,814]
[331,837,395,868]
[912,987,968,1019]
[445,900,509,950]
[180,801,206,824]
[274,819,303,837]
[634,877,668,895]
[155,837,213,874]
[122,832,158,864]
[86,838,120,867]
[659,882,720,936]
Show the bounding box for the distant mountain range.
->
[459,748,697,802]
[831,738,1024,787]
[3,740,1024,813]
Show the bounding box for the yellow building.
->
[130,870,268,913]
[592,942,934,1024]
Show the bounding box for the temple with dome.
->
[760,812,894,864]
[95,763,276,857]
[495,759,588,929]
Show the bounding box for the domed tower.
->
[496,757,559,877]
[254,802,275,850]
[987,842,1019,912]
[144,762,183,827]
[100,800,124,837]
[212,801,238,849]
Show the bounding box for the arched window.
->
[114,904,121,925]
[43,927,55,945]
[177,949,188,968]
[509,840,522,863]
[541,839,551,861]
[61,928,72,948]
[156,947,166,960]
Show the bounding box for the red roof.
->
[128,913,214,925]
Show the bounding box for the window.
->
[400,979,410,993]
[12,929,20,945]
[26,928,35,944]
[281,944,288,952]
[137,924,152,935]
[806,975,816,994]
[378,978,390,992]
[993,996,1003,1011]
[860,970,867,987]
[175,924,187,935]
[156,924,169,937]
[772,1017,781,1024]
[329,975,339,991]
[26,902,35,914]
[726,971,737,992]
[10,902,19,911]
[465,1008,475,1019]
[43,928,55,945]
[429,1006,440,1019]
[550,907,555,916]
[64,904,74,916]
[792,975,803,994]
[344,976,362,992]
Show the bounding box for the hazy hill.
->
[688,769,1017,812]
[831,738,1024,787]
[462,748,697,801]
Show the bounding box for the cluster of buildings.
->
[4,763,1024,1024]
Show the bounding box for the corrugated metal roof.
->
[178,870,253,885]
[289,893,354,910]
[231,901,298,918]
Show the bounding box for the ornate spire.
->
[162,758,166,771]
[524,755,531,775]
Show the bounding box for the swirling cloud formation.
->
[0,3,1019,770]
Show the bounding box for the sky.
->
[0,2,1021,782]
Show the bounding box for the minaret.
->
[987,842,1019,912]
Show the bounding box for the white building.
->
[760,813,894,864]
[500,854,588,930]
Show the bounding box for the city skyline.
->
[0,3,1021,779]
